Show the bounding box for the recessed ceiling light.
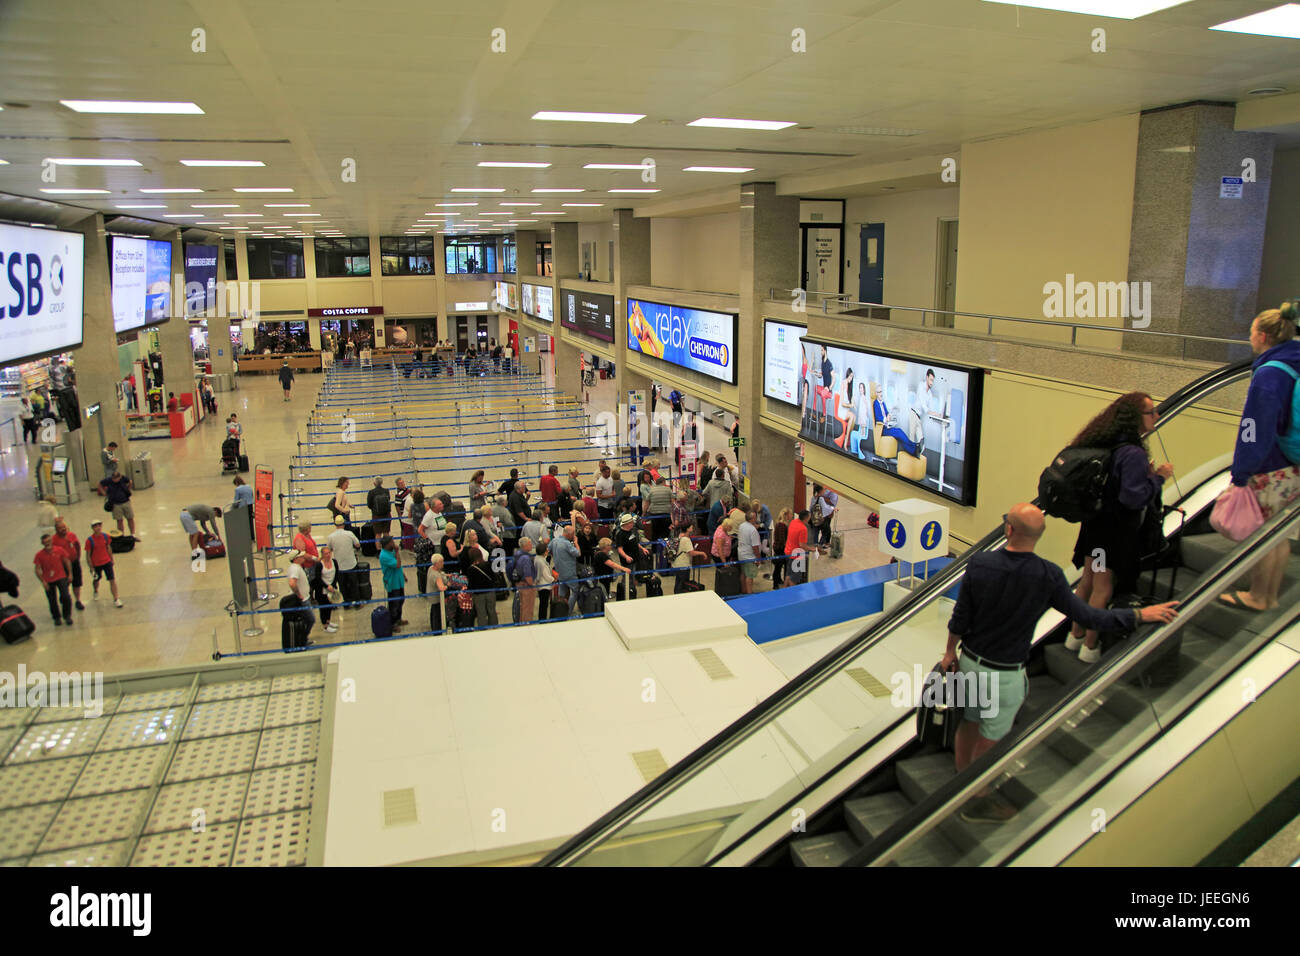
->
[533,111,645,124]
[608,188,660,193]
[233,187,293,193]
[562,203,605,207]
[39,188,111,194]
[264,203,310,208]
[140,188,204,194]
[684,166,755,173]
[478,161,552,168]
[0,159,7,165]
[195,221,229,225]
[436,203,478,207]
[1210,3,1300,38]
[283,213,321,217]
[164,214,203,218]
[451,188,505,194]
[583,163,649,170]
[499,202,541,207]
[531,188,584,193]
[180,159,266,167]
[981,0,1193,18]
[687,117,796,131]
[225,213,263,217]
[533,211,567,215]
[60,100,204,114]
[47,157,142,166]
[115,204,167,209]
[478,213,512,216]
[192,204,239,209]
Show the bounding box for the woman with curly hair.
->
[1221,302,1300,611]
[1064,391,1174,663]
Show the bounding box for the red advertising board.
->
[254,465,274,551]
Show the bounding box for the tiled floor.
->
[0,362,891,677]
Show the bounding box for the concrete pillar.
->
[157,232,197,407]
[552,222,579,280]
[1124,102,1274,362]
[737,182,799,506]
[70,212,131,483]
[209,237,235,380]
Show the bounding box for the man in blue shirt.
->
[941,503,1178,822]
[550,524,581,613]
[512,537,537,623]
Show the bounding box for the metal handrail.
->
[768,289,1246,353]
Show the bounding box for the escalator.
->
[538,358,1300,867]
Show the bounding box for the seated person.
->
[872,384,921,458]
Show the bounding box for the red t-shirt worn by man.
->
[292,532,319,565]
[785,518,809,557]
[86,531,114,568]
[539,473,561,504]
[34,547,69,584]
[52,530,81,564]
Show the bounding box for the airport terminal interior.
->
[0,0,1298,869]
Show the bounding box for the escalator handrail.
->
[846,497,1300,868]
[537,358,1255,867]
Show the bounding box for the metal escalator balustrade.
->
[537,358,1256,867]
[847,499,1300,868]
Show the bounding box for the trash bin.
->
[130,452,154,489]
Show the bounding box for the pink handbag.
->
[1210,485,1264,542]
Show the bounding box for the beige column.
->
[209,237,235,381]
[157,232,197,406]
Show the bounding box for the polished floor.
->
[0,359,891,678]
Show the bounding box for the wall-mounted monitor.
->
[184,244,218,318]
[798,336,983,506]
[626,297,737,384]
[560,288,614,343]
[494,280,518,311]
[763,318,807,405]
[521,282,553,322]
[110,235,173,332]
[0,221,85,365]
[521,283,534,318]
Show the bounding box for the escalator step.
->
[1017,674,1066,726]
[897,752,958,805]
[1045,642,1094,685]
[790,830,860,867]
[1047,702,1131,766]
[997,746,1077,810]
[844,791,915,845]
[1180,533,1239,574]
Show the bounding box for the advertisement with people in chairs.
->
[791,336,983,506]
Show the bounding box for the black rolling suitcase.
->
[353,561,373,601]
[916,662,960,750]
[0,605,35,644]
[279,595,310,650]
[238,454,250,472]
[714,563,742,598]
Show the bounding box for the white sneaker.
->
[1078,643,1102,664]
[114,599,123,608]
[1064,633,1085,651]
[324,623,339,633]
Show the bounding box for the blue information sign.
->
[884,518,907,549]
[920,520,943,551]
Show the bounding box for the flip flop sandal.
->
[1218,592,1261,611]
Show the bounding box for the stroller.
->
[221,437,249,474]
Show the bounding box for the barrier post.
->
[241,555,263,640]
[624,568,632,602]
[440,589,449,635]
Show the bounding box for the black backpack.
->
[1037,446,1114,523]
[371,488,391,516]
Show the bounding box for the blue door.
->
[859,223,884,304]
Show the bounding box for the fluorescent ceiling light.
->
[512,219,539,223]
[687,117,796,131]
[195,221,228,225]
[115,204,166,209]
[164,214,202,218]
[583,163,648,170]
[233,187,293,193]
[0,159,7,165]
[980,0,1194,18]
[684,165,755,173]
[39,188,110,194]
[47,157,141,166]
[1210,3,1300,38]
[264,203,309,208]
[60,100,204,114]
[532,111,644,124]
[225,213,262,217]
[534,211,567,215]
[192,204,239,208]
[608,188,660,193]
[562,203,604,207]
[140,188,203,194]
[450,188,505,193]
[1160,145,1196,153]
[436,203,478,207]
[478,213,512,216]
[532,188,584,193]
[283,213,321,217]
[180,159,265,167]
[478,161,552,168]
[499,202,541,206]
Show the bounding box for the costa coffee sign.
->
[307,306,384,317]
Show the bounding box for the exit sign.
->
[729,436,745,448]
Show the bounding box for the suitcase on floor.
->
[549,597,570,619]
[916,662,960,750]
[714,564,742,598]
[642,574,663,598]
[279,595,310,651]
[203,536,225,559]
[0,605,35,644]
[676,578,705,594]
[354,561,372,601]
[109,532,135,553]
[371,604,392,639]
[829,531,844,560]
[361,535,379,558]
[238,454,250,472]
[576,583,605,616]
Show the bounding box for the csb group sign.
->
[626,298,737,384]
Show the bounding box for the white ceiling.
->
[0,0,1297,236]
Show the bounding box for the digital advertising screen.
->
[184,244,218,318]
[494,280,518,311]
[798,337,983,506]
[763,318,806,405]
[110,236,172,332]
[0,221,85,365]
[521,283,534,318]
[626,298,737,384]
[560,288,614,343]
[521,282,553,322]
